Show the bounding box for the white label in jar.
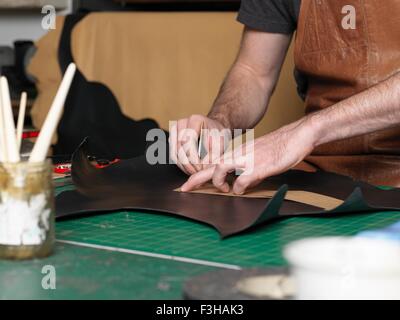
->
[0,194,51,246]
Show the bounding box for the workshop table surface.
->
[0,180,399,299]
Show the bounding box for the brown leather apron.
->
[294,0,400,186]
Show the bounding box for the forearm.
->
[207,28,291,130]
[306,72,400,147]
[208,61,273,130]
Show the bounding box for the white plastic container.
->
[284,237,400,300]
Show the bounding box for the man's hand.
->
[180,69,400,192]
[169,114,230,175]
[169,28,292,176]
[180,118,316,194]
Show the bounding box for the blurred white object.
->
[284,237,400,300]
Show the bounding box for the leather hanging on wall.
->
[56,139,400,238]
[55,14,160,159]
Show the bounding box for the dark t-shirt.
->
[237,0,307,99]
[237,0,300,34]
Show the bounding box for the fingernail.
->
[222,183,230,193]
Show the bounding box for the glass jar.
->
[0,160,55,260]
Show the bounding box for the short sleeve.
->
[237,0,298,34]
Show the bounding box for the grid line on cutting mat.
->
[56,208,399,267]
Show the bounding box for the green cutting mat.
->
[0,242,214,299]
[57,208,399,268]
[1,180,396,299]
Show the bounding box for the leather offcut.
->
[56,139,400,238]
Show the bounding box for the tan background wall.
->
[29,12,305,139]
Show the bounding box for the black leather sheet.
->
[55,140,400,238]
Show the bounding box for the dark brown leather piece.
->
[295,0,400,186]
[306,154,400,188]
[55,139,400,238]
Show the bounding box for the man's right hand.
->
[169,114,230,175]
[169,28,292,176]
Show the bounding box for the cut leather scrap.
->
[175,184,343,210]
[55,139,400,238]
